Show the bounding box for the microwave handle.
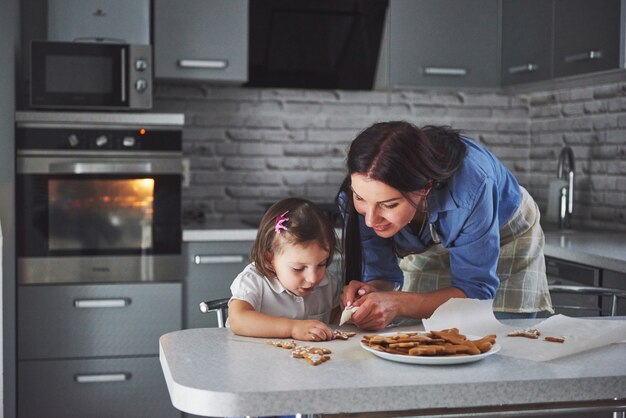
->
[121,48,126,103]
[49,162,152,174]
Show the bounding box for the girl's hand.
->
[341,280,378,309]
[349,291,400,330]
[291,320,334,341]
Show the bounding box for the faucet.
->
[556,146,575,229]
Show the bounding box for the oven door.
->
[16,155,182,284]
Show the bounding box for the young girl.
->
[228,197,340,341]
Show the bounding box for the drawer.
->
[184,241,252,328]
[18,356,180,418]
[18,283,181,359]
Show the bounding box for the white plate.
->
[360,331,501,365]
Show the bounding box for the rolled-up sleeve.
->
[447,180,501,299]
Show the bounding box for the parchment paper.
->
[422,298,626,361]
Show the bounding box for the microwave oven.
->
[30,41,152,111]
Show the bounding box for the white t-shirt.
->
[229,263,342,324]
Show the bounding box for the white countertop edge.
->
[160,345,235,417]
[159,336,626,416]
[183,229,257,242]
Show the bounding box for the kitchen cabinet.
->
[545,257,601,317]
[501,0,553,85]
[17,283,182,418]
[553,0,621,78]
[387,0,500,88]
[602,269,626,316]
[184,238,343,329]
[184,240,252,328]
[153,0,248,83]
[546,256,626,317]
[502,0,622,85]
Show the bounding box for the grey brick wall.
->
[154,81,625,231]
[526,81,626,231]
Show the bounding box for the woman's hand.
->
[341,280,379,309]
[291,320,334,341]
[349,291,401,330]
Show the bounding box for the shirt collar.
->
[427,185,460,223]
[264,274,329,294]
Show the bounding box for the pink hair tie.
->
[274,211,289,234]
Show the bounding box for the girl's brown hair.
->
[251,197,336,279]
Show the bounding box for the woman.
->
[338,121,552,330]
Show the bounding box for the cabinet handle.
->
[194,255,245,265]
[75,373,130,383]
[423,67,468,76]
[564,50,602,63]
[73,298,130,309]
[178,59,229,69]
[508,63,539,74]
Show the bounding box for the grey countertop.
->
[183,222,626,273]
[542,227,626,273]
[159,320,626,417]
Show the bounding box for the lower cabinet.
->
[17,282,182,418]
[18,357,176,418]
[602,269,626,316]
[184,240,253,329]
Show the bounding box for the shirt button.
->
[296,297,303,303]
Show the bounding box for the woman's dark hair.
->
[336,121,467,284]
[251,197,337,279]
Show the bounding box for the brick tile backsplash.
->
[154,80,626,231]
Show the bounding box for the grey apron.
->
[400,187,553,313]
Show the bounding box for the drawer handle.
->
[423,67,468,76]
[194,255,245,265]
[73,298,130,309]
[75,373,130,383]
[564,50,602,63]
[508,63,539,74]
[178,59,228,69]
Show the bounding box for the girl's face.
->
[270,240,330,297]
[350,173,423,238]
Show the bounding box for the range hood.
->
[247,0,389,90]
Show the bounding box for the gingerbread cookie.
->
[333,329,356,340]
[507,328,541,339]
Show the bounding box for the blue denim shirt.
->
[346,136,522,300]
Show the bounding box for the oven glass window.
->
[46,55,113,94]
[48,178,154,251]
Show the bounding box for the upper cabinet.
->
[553,0,621,78]
[501,0,552,85]
[386,0,500,89]
[502,0,622,86]
[153,0,248,83]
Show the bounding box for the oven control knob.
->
[135,79,148,92]
[68,134,79,147]
[123,136,136,147]
[95,135,108,147]
[135,59,148,71]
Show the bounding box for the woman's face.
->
[350,173,423,238]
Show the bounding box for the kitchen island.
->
[159,320,626,417]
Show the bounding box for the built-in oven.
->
[15,111,184,284]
